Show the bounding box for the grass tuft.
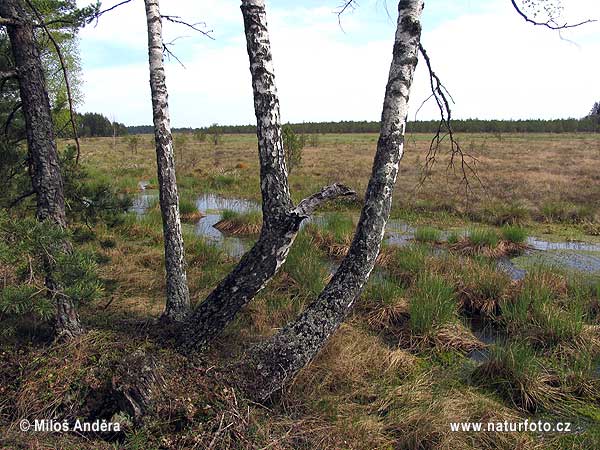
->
[214,209,262,235]
[500,225,528,244]
[409,273,457,334]
[471,342,561,412]
[414,226,442,243]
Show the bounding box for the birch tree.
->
[0,0,83,339]
[144,0,190,321]
[238,0,425,399]
[181,0,354,348]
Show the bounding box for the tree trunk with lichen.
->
[239,0,425,400]
[144,0,190,322]
[1,0,83,339]
[180,0,354,349]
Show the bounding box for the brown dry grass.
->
[449,238,530,258]
[180,210,205,223]
[213,219,261,235]
[377,375,538,450]
[76,133,600,230]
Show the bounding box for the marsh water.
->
[132,186,600,362]
[132,184,600,275]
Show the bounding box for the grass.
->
[214,209,262,235]
[446,230,461,245]
[178,197,203,223]
[468,228,500,247]
[306,213,355,257]
[541,201,597,224]
[469,201,530,226]
[5,133,600,449]
[500,224,528,244]
[362,275,405,306]
[499,267,591,350]
[409,273,457,334]
[453,257,512,316]
[283,231,329,296]
[386,244,428,286]
[471,342,557,412]
[413,226,442,243]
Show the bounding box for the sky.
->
[76,0,600,127]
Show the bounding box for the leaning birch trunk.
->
[144,0,190,321]
[240,0,425,400]
[180,0,354,349]
[1,0,83,339]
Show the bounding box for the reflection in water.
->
[527,237,600,252]
[194,194,259,258]
[131,188,600,275]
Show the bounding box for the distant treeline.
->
[125,117,600,135]
[77,112,127,137]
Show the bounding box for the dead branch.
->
[510,0,596,30]
[161,15,214,40]
[92,0,134,24]
[418,44,480,192]
[4,101,22,137]
[293,183,355,217]
[336,0,358,27]
[8,189,35,208]
[163,43,186,68]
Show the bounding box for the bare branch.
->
[293,183,356,217]
[4,101,22,138]
[418,44,480,192]
[93,0,134,22]
[336,1,357,28]
[24,0,81,164]
[510,0,596,30]
[161,15,214,40]
[8,190,35,208]
[163,43,186,68]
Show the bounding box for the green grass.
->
[388,244,428,286]
[501,277,553,328]
[500,267,586,347]
[471,342,548,412]
[471,202,530,226]
[446,231,461,245]
[209,173,238,189]
[541,201,596,224]
[468,228,500,247]
[409,273,457,334]
[457,257,511,309]
[500,225,528,244]
[220,209,262,225]
[178,197,198,216]
[184,232,224,267]
[362,275,405,306]
[414,226,442,243]
[283,231,329,296]
[318,213,354,243]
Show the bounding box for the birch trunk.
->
[180,0,354,349]
[240,0,425,400]
[144,0,190,321]
[1,0,83,339]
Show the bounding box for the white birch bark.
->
[240,0,425,400]
[180,0,354,349]
[144,0,190,321]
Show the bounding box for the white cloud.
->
[77,0,600,126]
